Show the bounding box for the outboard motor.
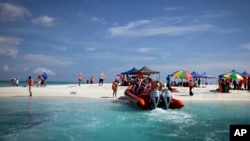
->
[150,89,160,109]
[161,88,172,110]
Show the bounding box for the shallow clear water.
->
[0,97,250,141]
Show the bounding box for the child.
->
[112,80,118,98]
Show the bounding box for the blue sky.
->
[0,0,250,82]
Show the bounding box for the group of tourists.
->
[10,75,44,96]
[78,72,105,86]
[37,75,46,87]
[11,77,19,87]
[218,77,250,93]
[128,77,172,109]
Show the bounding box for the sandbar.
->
[0,84,250,102]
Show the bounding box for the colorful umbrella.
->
[42,72,48,80]
[172,70,192,79]
[223,72,243,80]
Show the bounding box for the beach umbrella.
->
[219,69,242,78]
[42,72,48,80]
[172,70,192,79]
[223,72,243,80]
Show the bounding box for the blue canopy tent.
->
[202,72,216,78]
[201,72,216,85]
[121,67,138,75]
[241,71,249,77]
[121,66,160,81]
[191,71,204,78]
[120,67,138,86]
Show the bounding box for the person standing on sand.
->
[78,73,83,86]
[166,75,170,86]
[99,72,105,86]
[16,78,19,87]
[198,78,201,87]
[189,79,194,96]
[112,80,118,98]
[27,76,33,96]
[90,75,94,84]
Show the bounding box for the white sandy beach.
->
[0,84,250,102]
[0,83,250,102]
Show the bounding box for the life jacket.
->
[112,82,118,90]
[28,79,34,86]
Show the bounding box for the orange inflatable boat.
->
[124,84,184,110]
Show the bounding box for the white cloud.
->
[2,64,15,72]
[23,54,74,66]
[85,47,96,52]
[23,68,29,72]
[34,67,55,75]
[241,43,250,50]
[124,56,156,61]
[31,16,57,27]
[51,45,68,51]
[108,19,213,37]
[0,2,31,21]
[109,20,150,36]
[136,47,152,53]
[91,16,104,23]
[203,14,223,18]
[0,36,22,58]
[203,11,232,19]
[160,52,170,59]
[3,64,9,72]
[164,7,182,11]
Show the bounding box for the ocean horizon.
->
[0,80,79,87]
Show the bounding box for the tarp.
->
[202,72,216,78]
[242,71,249,77]
[135,66,159,74]
[121,67,138,75]
[191,71,204,78]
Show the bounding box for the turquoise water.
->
[0,97,250,141]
